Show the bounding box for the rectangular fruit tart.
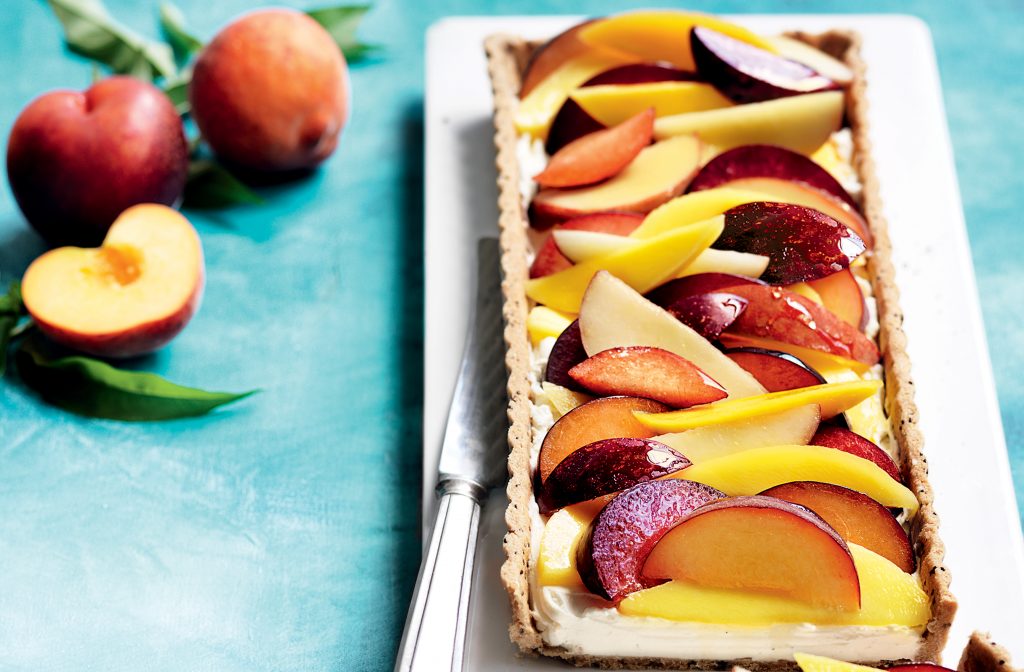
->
[483,9,958,670]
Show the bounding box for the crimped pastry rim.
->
[485,26,957,669]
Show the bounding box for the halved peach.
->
[22,204,204,358]
[531,135,703,220]
[572,81,733,126]
[654,91,844,156]
[808,269,867,331]
[761,481,914,573]
[577,11,776,71]
[535,108,654,188]
[537,395,668,483]
[569,346,727,408]
[642,496,861,610]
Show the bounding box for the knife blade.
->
[394,238,509,672]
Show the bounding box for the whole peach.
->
[189,9,350,172]
[6,76,189,246]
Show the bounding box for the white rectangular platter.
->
[422,15,1024,668]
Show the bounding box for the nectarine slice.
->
[537,437,690,513]
[530,212,643,278]
[572,82,733,127]
[724,347,826,392]
[569,346,727,408]
[761,481,914,572]
[520,20,599,98]
[677,248,769,279]
[621,543,930,626]
[578,271,766,398]
[535,108,654,188]
[577,11,776,71]
[526,215,723,313]
[578,478,725,601]
[808,269,867,331]
[22,204,204,358]
[531,135,703,220]
[654,91,844,155]
[642,496,861,610]
[811,425,902,482]
[670,444,920,513]
[537,395,668,483]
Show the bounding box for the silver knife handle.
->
[394,479,484,672]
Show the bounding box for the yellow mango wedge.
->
[536,500,603,589]
[816,363,892,447]
[718,333,872,375]
[541,381,593,418]
[578,11,776,71]
[515,50,635,139]
[526,305,575,345]
[795,654,884,672]
[630,186,776,239]
[635,380,882,431]
[619,543,930,627]
[572,81,733,126]
[669,444,919,513]
[654,91,845,155]
[525,216,724,313]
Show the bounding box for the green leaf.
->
[163,70,191,115]
[47,0,177,82]
[306,4,380,62]
[15,335,255,421]
[0,316,17,377]
[183,159,265,209]
[0,281,23,316]
[159,2,203,64]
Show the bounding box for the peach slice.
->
[808,269,867,331]
[552,229,638,263]
[621,543,930,626]
[654,91,844,156]
[578,271,766,398]
[719,333,871,375]
[761,481,914,572]
[722,284,880,365]
[718,176,873,246]
[577,11,776,71]
[530,212,643,278]
[534,108,654,188]
[670,444,920,513]
[634,380,882,430]
[540,381,593,418]
[811,425,902,482]
[537,395,668,483]
[767,35,855,86]
[21,204,204,358]
[526,215,723,313]
[654,404,821,464]
[537,437,690,513]
[515,49,635,139]
[724,348,826,392]
[677,248,769,279]
[578,478,726,601]
[572,81,733,127]
[536,500,604,589]
[642,496,861,610]
[520,21,598,98]
[569,346,727,408]
[526,305,574,345]
[531,135,703,220]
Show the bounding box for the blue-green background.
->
[0,1,1020,669]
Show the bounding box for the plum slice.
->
[545,98,606,156]
[721,283,880,365]
[811,425,902,482]
[687,144,860,212]
[646,272,764,307]
[723,347,825,392]
[690,26,839,104]
[534,108,654,188]
[582,63,699,86]
[537,395,669,483]
[568,345,728,408]
[577,479,725,601]
[664,292,747,341]
[537,437,690,514]
[716,201,865,284]
[544,319,587,391]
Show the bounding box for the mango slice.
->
[816,364,892,448]
[526,216,723,313]
[526,305,575,345]
[654,91,845,155]
[536,500,603,589]
[572,82,733,127]
[630,186,778,239]
[577,11,776,71]
[718,333,872,375]
[618,543,930,627]
[515,50,634,139]
[540,381,593,418]
[635,380,882,431]
[795,653,883,672]
[669,444,919,513]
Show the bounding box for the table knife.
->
[394,238,509,672]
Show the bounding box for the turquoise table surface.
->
[0,0,1021,669]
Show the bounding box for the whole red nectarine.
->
[189,9,350,172]
[6,76,188,246]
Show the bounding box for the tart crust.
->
[958,632,1020,672]
[486,27,956,669]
